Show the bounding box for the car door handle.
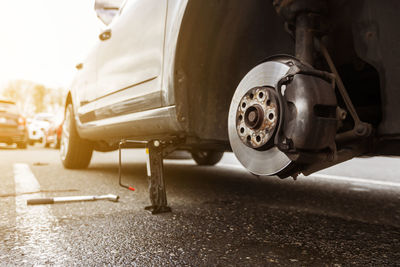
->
[99,29,112,41]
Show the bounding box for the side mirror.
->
[94,0,124,26]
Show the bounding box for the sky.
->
[0,0,100,90]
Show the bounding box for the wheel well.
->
[174,0,294,142]
[174,0,383,143]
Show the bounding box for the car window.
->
[95,0,125,25]
[0,102,18,114]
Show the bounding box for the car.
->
[61,0,400,207]
[44,117,63,149]
[0,100,28,149]
[28,113,54,146]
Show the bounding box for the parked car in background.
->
[28,113,54,146]
[0,100,28,148]
[43,116,63,148]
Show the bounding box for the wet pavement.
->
[0,145,399,265]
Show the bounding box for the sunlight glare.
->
[0,0,100,89]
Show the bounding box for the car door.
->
[94,0,167,113]
[73,47,97,115]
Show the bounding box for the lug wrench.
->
[27,194,119,205]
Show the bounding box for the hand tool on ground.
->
[27,194,119,205]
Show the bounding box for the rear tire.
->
[54,133,60,149]
[17,142,27,149]
[60,104,93,169]
[191,150,224,166]
[42,136,50,148]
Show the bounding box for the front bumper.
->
[28,129,44,142]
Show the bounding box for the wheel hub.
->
[228,59,292,176]
[236,87,279,149]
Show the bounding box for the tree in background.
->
[1,79,65,117]
[32,84,48,113]
[2,80,35,115]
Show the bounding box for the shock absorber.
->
[295,12,315,65]
[270,0,373,176]
[273,0,328,64]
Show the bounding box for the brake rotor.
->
[228,60,292,176]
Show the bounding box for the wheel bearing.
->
[236,87,279,150]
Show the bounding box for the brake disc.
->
[228,60,292,176]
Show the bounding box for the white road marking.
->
[14,163,41,194]
[307,173,400,188]
[218,163,400,189]
[13,163,68,264]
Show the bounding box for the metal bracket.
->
[318,40,373,141]
[118,138,181,214]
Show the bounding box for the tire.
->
[60,104,93,169]
[17,142,27,149]
[54,134,60,149]
[191,150,224,166]
[42,135,50,148]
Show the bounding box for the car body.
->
[0,100,28,148]
[28,113,54,145]
[62,0,400,179]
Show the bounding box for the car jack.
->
[119,139,179,214]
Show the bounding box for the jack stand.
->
[144,140,172,214]
[119,139,180,214]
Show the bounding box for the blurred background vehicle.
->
[0,100,28,148]
[28,113,54,146]
[43,114,63,148]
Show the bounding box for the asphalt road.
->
[0,145,399,266]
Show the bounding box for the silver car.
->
[61,0,400,180]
